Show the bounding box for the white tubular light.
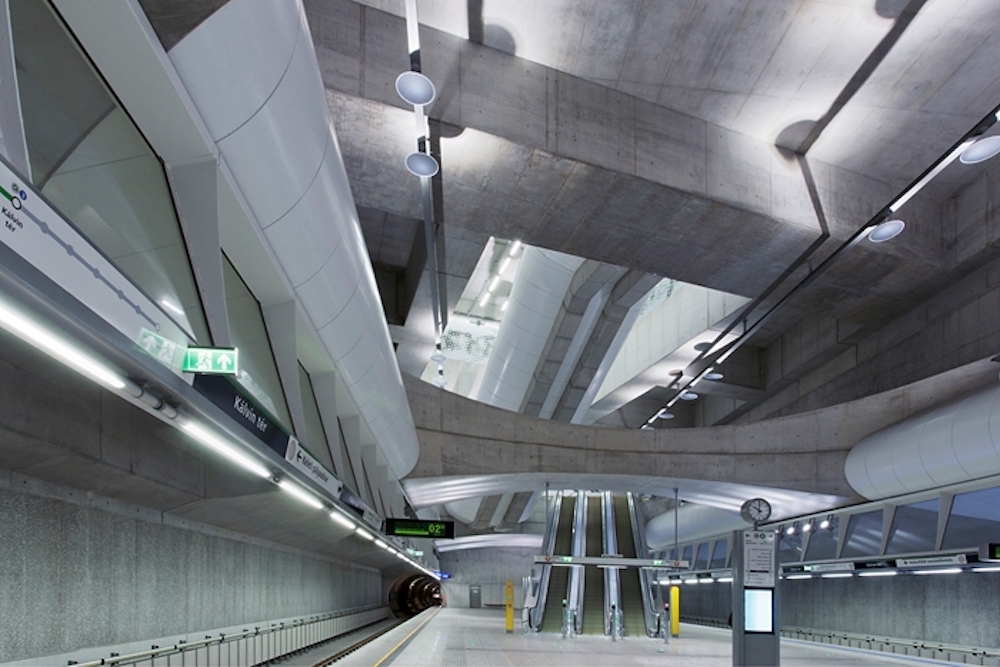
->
[858,570,897,577]
[821,572,853,579]
[717,577,734,583]
[509,240,522,256]
[499,257,511,274]
[0,300,126,390]
[889,140,975,212]
[488,276,500,292]
[278,480,324,510]
[913,568,962,575]
[355,528,374,541]
[374,539,388,549]
[973,566,1000,573]
[785,574,812,580]
[180,422,270,478]
[330,511,356,529]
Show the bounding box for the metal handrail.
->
[66,605,388,667]
[626,492,656,637]
[529,492,563,630]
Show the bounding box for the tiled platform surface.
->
[334,608,963,667]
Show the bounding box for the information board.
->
[743,531,776,588]
[385,518,455,539]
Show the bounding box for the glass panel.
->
[840,510,883,558]
[710,539,728,569]
[10,0,209,344]
[804,517,840,561]
[943,486,1000,550]
[694,543,710,570]
[223,255,292,429]
[682,545,693,569]
[669,548,678,561]
[779,528,804,563]
[886,499,938,554]
[298,363,337,476]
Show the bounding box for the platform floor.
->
[334,608,963,667]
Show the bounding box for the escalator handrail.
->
[627,492,657,637]
[529,492,563,630]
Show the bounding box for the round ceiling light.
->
[693,342,712,352]
[395,71,437,106]
[960,135,1000,165]
[432,375,448,387]
[430,352,446,363]
[869,219,905,243]
[405,152,439,177]
[704,372,724,381]
[679,391,698,401]
[658,411,675,420]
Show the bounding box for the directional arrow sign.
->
[182,347,239,375]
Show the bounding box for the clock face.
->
[741,497,771,523]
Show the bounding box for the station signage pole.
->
[732,529,780,666]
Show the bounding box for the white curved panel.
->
[170,0,419,480]
[167,0,299,140]
[215,33,330,226]
[476,247,584,411]
[846,383,1000,500]
[645,504,748,549]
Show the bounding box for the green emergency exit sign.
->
[182,347,238,375]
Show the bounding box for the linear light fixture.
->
[180,422,270,478]
[278,479,324,510]
[0,300,126,390]
[889,140,976,212]
[858,570,897,577]
[717,577,734,583]
[821,572,853,579]
[330,510,356,530]
[355,528,375,541]
[509,240,522,256]
[785,574,812,580]
[913,567,962,576]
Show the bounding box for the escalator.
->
[581,495,604,634]
[539,494,576,632]
[614,495,646,637]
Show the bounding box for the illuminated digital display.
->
[385,518,455,539]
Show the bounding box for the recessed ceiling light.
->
[679,392,698,401]
[658,411,675,420]
[868,219,905,243]
[704,372,724,381]
[395,71,436,106]
[960,135,1000,164]
[404,152,439,177]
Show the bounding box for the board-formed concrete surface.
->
[336,607,963,666]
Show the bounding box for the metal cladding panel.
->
[169,0,418,479]
[846,384,1000,500]
[166,0,299,140]
[476,247,584,411]
[644,504,748,549]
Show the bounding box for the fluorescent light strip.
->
[913,568,962,576]
[785,574,812,580]
[330,511,356,529]
[488,276,500,292]
[509,240,522,256]
[0,301,126,390]
[889,140,975,212]
[355,528,374,541]
[498,257,511,274]
[973,566,1000,573]
[180,422,270,478]
[698,578,713,584]
[716,577,733,583]
[159,298,184,315]
[374,540,388,549]
[821,573,853,579]
[858,570,897,577]
[278,480,324,510]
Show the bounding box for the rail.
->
[66,606,389,667]
[680,618,1000,665]
[626,492,656,637]
[528,492,563,630]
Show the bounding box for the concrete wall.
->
[677,574,1000,648]
[439,547,536,608]
[0,481,382,663]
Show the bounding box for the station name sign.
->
[385,518,455,539]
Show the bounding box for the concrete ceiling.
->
[302,0,1000,534]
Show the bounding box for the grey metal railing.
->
[528,492,563,630]
[626,492,657,637]
[65,606,389,667]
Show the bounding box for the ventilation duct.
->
[846,383,1000,500]
[476,247,584,411]
[168,0,418,478]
